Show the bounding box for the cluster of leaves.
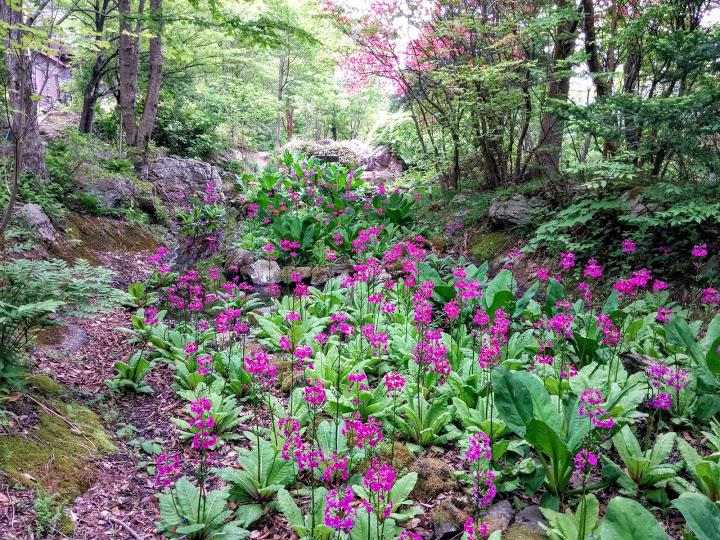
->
[0,259,126,392]
[236,152,417,264]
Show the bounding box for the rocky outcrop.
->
[85,176,140,208]
[18,203,57,243]
[147,157,224,210]
[488,194,544,227]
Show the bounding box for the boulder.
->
[147,157,224,210]
[86,176,139,208]
[431,498,470,540]
[361,145,404,174]
[174,233,224,269]
[224,245,256,270]
[410,457,458,500]
[488,194,544,227]
[486,500,513,533]
[18,203,57,243]
[244,259,281,286]
[514,505,547,535]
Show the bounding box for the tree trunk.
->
[1,0,48,182]
[285,105,294,140]
[536,0,580,178]
[118,0,141,146]
[135,0,163,153]
[274,54,286,150]
[79,55,106,133]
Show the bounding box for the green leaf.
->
[671,492,720,540]
[389,472,417,504]
[491,365,533,436]
[600,497,668,540]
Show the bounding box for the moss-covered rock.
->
[410,457,458,500]
[25,373,64,395]
[469,232,507,261]
[503,523,547,540]
[0,399,115,501]
[431,498,470,532]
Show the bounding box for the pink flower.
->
[579,389,614,429]
[572,449,598,480]
[692,243,708,257]
[583,259,603,279]
[154,453,181,488]
[324,487,356,531]
[464,517,489,539]
[304,380,327,407]
[466,432,491,462]
[263,244,275,252]
[363,459,396,493]
[384,371,406,395]
[473,309,490,326]
[536,267,549,281]
[652,279,668,291]
[559,252,576,270]
[701,288,720,305]
[656,306,672,323]
[444,300,460,319]
[650,392,672,410]
[622,239,636,253]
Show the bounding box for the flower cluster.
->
[579,389,614,429]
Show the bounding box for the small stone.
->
[515,504,547,535]
[410,457,458,500]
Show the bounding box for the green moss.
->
[0,399,115,501]
[503,523,546,540]
[25,374,65,395]
[470,232,507,261]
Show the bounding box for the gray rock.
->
[224,246,256,270]
[18,203,57,243]
[515,504,548,535]
[87,176,139,208]
[486,500,513,533]
[147,157,224,210]
[245,259,281,286]
[488,194,544,227]
[431,498,470,540]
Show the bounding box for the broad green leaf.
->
[600,497,668,540]
[671,492,720,540]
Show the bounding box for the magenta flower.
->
[652,279,668,291]
[384,371,406,396]
[324,487,356,531]
[472,469,496,507]
[154,453,181,488]
[583,258,603,279]
[701,288,720,305]
[464,517,489,539]
[304,379,327,407]
[263,244,275,252]
[622,239,636,253]
[597,313,621,346]
[536,266,550,281]
[363,459,396,493]
[692,243,708,257]
[656,306,672,323]
[572,449,598,480]
[650,393,672,410]
[579,389,614,429]
[466,432,492,462]
[558,252,576,270]
[473,309,490,326]
[444,300,460,319]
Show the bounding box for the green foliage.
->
[600,497,668,539]
[156,477,249,539]
[106,352,154,394]
[0,259,125,391]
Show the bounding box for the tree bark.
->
[536,0,581,178]
[118,0,141,146]
[79,0,113,134]
[135,0,163,152]
[1,0,48,182]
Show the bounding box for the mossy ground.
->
[469,231,508,261]
[0,375,116,536]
